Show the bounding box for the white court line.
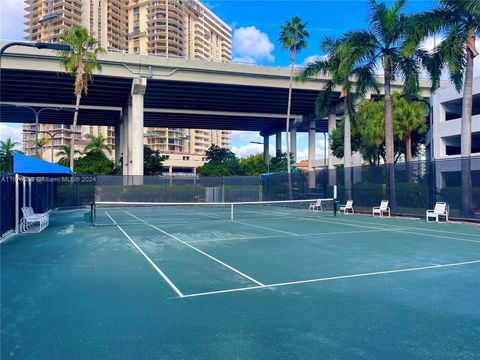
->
[104,211,184,297]
[125,211,265,286]
[179,259,480,299]
[232,220,296,235]
[334,215,480,238]
[301,216,480,244]
[185,228,402,245]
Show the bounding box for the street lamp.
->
[0,41,70,60]
[1,104,76,157]
[24,128,81,162]
[250,141,270,173]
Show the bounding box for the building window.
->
[133,6,139,14]
[182,156,190,160]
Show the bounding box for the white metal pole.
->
[15,174,19,234]
[230,203,234,221]
[28,177,32,207]
[22,177,26,208]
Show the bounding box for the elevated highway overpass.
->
[0,43,432,175]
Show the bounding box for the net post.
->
[90,201,95,227]
[15,174,19,234]
[333,185,337,217]
[230,203,234,221]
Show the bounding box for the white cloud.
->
[230,131,263,143]
[232,143,261,157]
[297,139,327,161]
[231,143,277,158]
[0,0,25,41]
[232,26,274,64]
[0,123,23,146]
[302,55,327,66]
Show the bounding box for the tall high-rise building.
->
[24,0,128,50]
[126,0,231,60]
[126,0,232,164]
[23,0,231,173]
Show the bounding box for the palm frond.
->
[296,58,330,82]
[438,27,467,92]
[402,9,451,55]
[315,81,335,118]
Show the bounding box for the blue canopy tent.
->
[12,153,72,234]
[13,152,72,176]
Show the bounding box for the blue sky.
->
[0,0,439,159]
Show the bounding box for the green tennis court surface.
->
[2,208,479,359]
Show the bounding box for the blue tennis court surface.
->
[2,208,479,359]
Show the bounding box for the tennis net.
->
[92,198,336,226]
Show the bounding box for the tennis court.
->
[2,201,480,359]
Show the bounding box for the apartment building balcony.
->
[129,30,146,39]
[167,10,183,23]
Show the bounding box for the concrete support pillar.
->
[327,112,337,169]
[308,117,316,189]
[263,135,269,165]
[129,78,147,177]
[114,122,121,167]
[121,106,129,176]
[290,128,297,162]
[275,131,282,156]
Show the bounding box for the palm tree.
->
[56,144,82,166]
[393,94,427,163]
[297,37,379,199]
[84,134,112,155]
[37,138,49,159]
[58,26,106,171]
[405,0,479,157]
[335,0,425,165]
[404,1,479,216]
[0,138,20,156]
[334,0,427,211]
[0,138,21,173]
[297,37,379,168]
[279,16,309,177]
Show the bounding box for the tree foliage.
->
[84,134,112,155]
[144,145,165,175]
[330,94,427,165]
[0,138,21,173]
[197,145,241,177]
[74,151,115,175]
[333,0,430,165]
[404,0,480,92]
[58,26,106,171]
[56,144,82,166]
[239,153,267,176]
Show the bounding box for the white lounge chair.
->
[339,200,354,214]
[426,202,449,223]
[373,200,390,218]
[309,199,323,212]
[20,207,49,233]
[27,207,49,221]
